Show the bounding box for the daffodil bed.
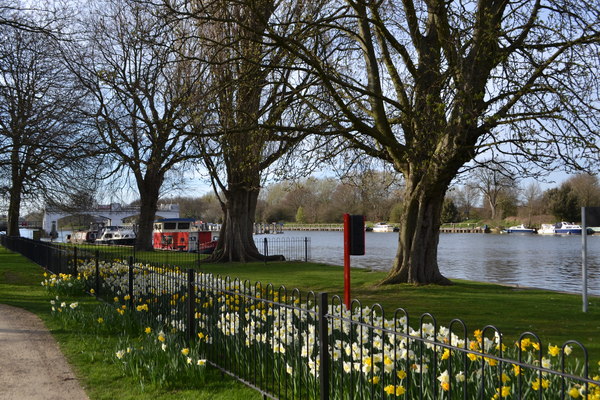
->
[43,261,600,399]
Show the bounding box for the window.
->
[178,222,190,230]
[164,222,177,230]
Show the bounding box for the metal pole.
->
[582,207,588,313]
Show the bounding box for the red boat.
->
[152,218,219,253]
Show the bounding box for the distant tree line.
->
[153,171,599,227]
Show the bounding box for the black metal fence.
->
[254,236,311,262]
[0,235,310,274]
[2,235,599,399]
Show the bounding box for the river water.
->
[283,230,600,296]
[18,228,600,296]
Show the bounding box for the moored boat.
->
[94,225,137,245]
[372,222,397,232]
[553,222,592,235]
[503,224,537,234]
[537,224,556,235]
[153,218,219,252]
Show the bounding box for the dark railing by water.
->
[3,235,599,399]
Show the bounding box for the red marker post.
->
[343,214,365,309]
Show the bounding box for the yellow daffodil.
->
[384,385,395,395]
[569,387,581,398]
[549,345,560,357]
[144,327,152,334]
[441,348,450,360]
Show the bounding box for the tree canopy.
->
[261,0,600,284]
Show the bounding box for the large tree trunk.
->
[7,183,22,237]
[380,177,452,285]
[207,183,284,262]
[135,179,161,251]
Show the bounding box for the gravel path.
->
[0,304,89,400]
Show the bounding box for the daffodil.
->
[441,348,450,360]
[569,387,581,398]
[181,348,190,356]
[384,385,395,395]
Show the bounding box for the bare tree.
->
[522,181,543,224]
[453,184,480,220]
[0,17,92,236]
[68,0,209,250]
[266,0,600,284]
[158,0,319,262]
[472,164,517,220]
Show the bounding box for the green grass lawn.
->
[2,244,600,399]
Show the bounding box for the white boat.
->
[503,224,537,234]
[372,222,396,232]
[538,224,556,235]
[553,222,591,235]
[95,226,136,245]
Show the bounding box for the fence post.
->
[95,250,100,296]
[57,246,62,275]
[186,268,196,343]
[73,246,78,276]
[128,256,134,309]
[318,292,330,400]
[263,237,268,265]
[305,237,308,262]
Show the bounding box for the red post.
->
[343,214,351,309]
